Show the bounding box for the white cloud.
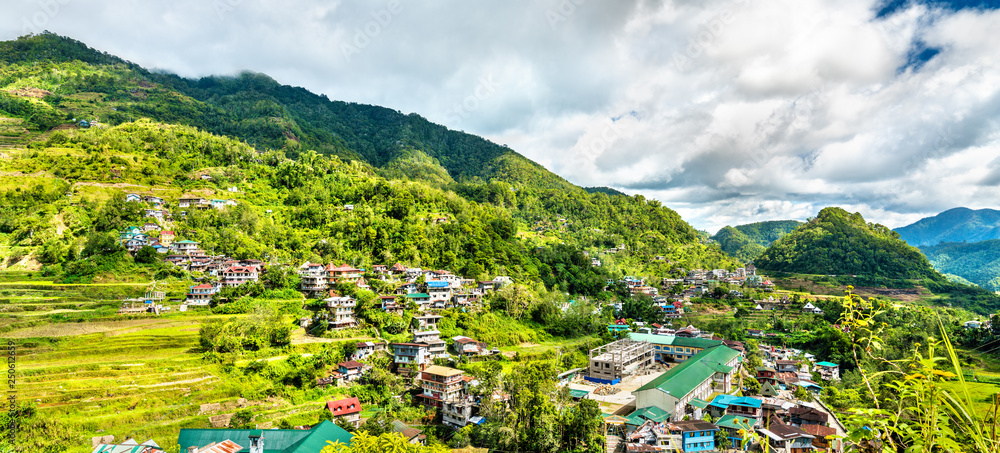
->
[2,0,999,233]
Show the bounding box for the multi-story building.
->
[220,265,259,288]
[814,361,840,381]
[171,240,200,255]
[299,262,328,292]
[628,333,723,362]
[326,263,362,282]
[413,330,447,358]
[426,281,452,303]
[325,296,357,330]
[586,339,654,384]
[672,420,719,452]
[417,365,465,408]
[185,283,217,306]
[391,342,430,377]
[633,345,742,421]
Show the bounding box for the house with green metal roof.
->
[715,414,756,450]
[628,333,723,362]
[177,421,353,453]
[632,345,742,421]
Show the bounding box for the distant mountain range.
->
[895,207,1000,246]
[711,220,803,263]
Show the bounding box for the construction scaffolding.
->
[587,339,654,383]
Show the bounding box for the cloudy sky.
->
[4,0,1000,232]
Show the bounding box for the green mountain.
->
[755,207,939,279]
[711,220,803,262]
[0,33,736,289]
[895,207,1000,246]
[0,33,573,191]
[921,240,1000,292]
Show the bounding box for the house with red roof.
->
[186,283,217,306]
[326,397,363,427]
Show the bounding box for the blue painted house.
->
[672,420,718,452]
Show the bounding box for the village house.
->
[325,296,357,329]
[326,263,362,282]
[158,230,175,246]
[298,262,328,292]
[125,193,142,203]
[672,420,719,452]
[417,365,466,408]
[171,240,200,255]
[451,336,489,357]
[391,342,431,377]
[426,280,452,303]
[802,424,840,452]
[336,360,367,383]
[406,293,431,311]
[758,419,815,453]
[352,341,387,361]
[814,361,840,381]
[326,397,363,428]
[789,406,829,428]
[379,295,405,315]
[775,360,800,374]
[185,283,217,306]
[220,265,259,288]
[413,330,447,359]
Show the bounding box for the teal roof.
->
[174,240,199,244]
[626,406,670,424]
[716,414,756,431]
[635,345,741,399]
[710,395,761,409]
[688,398,710,409]
[406,293,430,298]
[177,421,352,453]
[628,333,723,349]
[815,361,838,367]
[569,389,591,398]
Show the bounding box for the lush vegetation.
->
[895,207,1000,247]
[922,240,1000,292]
[711,220,802,263]
[756,207,939,279]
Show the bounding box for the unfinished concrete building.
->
[587,339,654,383]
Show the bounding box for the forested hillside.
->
[895,207,1000,246]
[922,240,1000,292]
[755,208,936,279]
[710,220,802,262]
[0,33,736,289]
[0,33,574,191]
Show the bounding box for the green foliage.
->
[757,208,942,279]
[199,305,292,353]
[711,220,802,262]
[921,240,1000,292]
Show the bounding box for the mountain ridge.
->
[895,207,1000,246]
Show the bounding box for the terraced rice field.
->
[0,271,376,452]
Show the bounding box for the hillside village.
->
[92,191,857,453]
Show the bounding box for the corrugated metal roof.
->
[177,421,352,453]
[634,345,741,399]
